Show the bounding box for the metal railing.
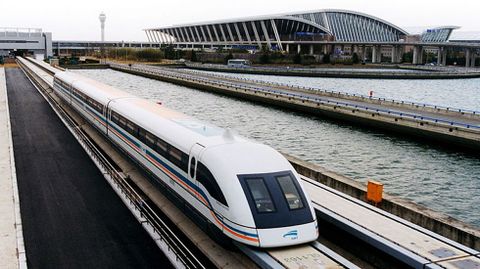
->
[111,63,480,131]
[175,64,480,116]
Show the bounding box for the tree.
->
[293,53,302,64]
[402,51,413,63]
[259,53,270,64]
[163,45,176,60]
[323,53,330,64]
[135,49,164,62]
[352,53,359,64]
[224,52,234,64]
[259,45,271,64]
[190,50,198,62]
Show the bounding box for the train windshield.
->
[238,171,313,229]
[276,175,304,210]
[245,178,276,213]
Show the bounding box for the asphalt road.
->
[6,67,172,268]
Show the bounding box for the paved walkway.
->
[6,67,171,268]
[0,66,22,269]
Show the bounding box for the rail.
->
[18,57,206,269]
[110,63,480,131]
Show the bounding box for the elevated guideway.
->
[109,63,480,151]
[21,57,480,269]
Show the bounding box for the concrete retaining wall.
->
[186,63,480,79]
[284,153,480,250]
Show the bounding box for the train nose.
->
[256,221,318,248]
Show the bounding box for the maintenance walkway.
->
[110,63,480,151]
[5,66,170,268]
[0,66,25,269]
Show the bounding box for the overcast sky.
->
[2,0,479,41]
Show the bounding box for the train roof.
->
[56,70,262,157]
[55,71,136,103]
[110,97,250,152]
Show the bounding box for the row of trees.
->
[102,46,474,65]
[105,48,165,62]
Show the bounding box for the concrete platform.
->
[0,66,24,269]
[5,67,171,268]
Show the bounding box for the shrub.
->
[293,53,302,64]
[224,52,234,64]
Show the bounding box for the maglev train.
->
[52,70,318,248]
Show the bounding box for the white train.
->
[53,70,318,248]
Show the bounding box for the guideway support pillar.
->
[437,47,448,66]
[412,46,423,65]
[465,49,471,68]
[391,46,402,64]
[361,45,367,62]
[372,45,382,63]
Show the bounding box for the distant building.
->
[420,26,459,42]
[144,9,410,51]
[0,27,52,58]
[52,40,159,56]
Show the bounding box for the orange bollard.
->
[367,180,383,205]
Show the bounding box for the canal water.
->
[74,69,480,228]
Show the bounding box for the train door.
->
[188,143,205,183]
[105,100,115,137]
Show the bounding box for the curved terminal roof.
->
[420,26,460,42]
[145,9,409,46]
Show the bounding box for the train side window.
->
[155,139,168,156]
[196,162,228,206]
[118,117,126,129]
[111,112,119,124]
[169,146,182,163]
[168,146,188,172]
[181,152,189,173]
[275,174,304,210]
[138,128,146,143]
[244,178,276,213]
[126,121,137,136]
[145,132,156,148]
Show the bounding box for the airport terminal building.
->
[0,28,53,58]
[144,9,456,51]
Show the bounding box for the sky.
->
[1,0,479,41]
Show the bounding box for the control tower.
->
[99,12,106,42]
